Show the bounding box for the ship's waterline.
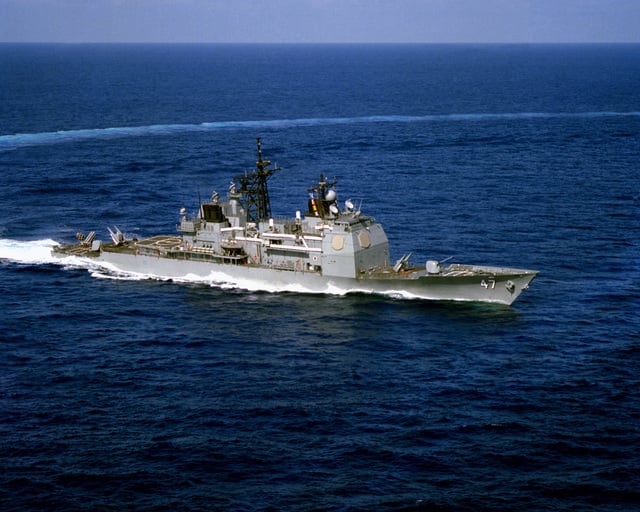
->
[53,138,537,305]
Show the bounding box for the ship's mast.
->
[235,138,280,223]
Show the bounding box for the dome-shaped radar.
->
[325,189,337,201]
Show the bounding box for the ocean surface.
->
[1,44,639,511]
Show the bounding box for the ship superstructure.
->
[53,138,538,305]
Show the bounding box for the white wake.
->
[0,238,410,299]
[1,111,639,150]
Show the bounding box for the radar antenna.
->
[234,138,280,223]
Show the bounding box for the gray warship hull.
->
[52,139,538,305]
[54,235,537,305]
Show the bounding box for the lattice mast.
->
[235,138,280,223]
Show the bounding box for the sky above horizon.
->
[1,0,638,44]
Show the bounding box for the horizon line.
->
[2,41,639,46]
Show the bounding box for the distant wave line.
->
[1,111,639,149]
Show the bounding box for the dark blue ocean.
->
[1,44,639,511]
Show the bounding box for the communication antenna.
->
[234,138,280,223]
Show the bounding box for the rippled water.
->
[1,44,639,511]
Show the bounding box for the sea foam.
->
[2,111,639,151]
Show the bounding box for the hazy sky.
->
[1,0,638,43]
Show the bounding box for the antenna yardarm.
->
[235,137,280,223]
